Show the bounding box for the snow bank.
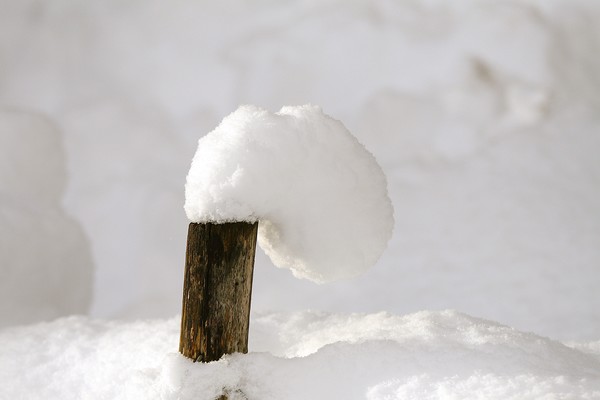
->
[0,110,94,327]
[185,105,394,283]
[1,311,599,400]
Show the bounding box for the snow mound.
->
[185,105,394,283]
[0,110,94,327]
[1,310,599,400]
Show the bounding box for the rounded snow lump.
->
[184,105,394,283]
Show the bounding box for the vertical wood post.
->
[179,221,258,362]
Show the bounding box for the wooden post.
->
[179,221,258,362]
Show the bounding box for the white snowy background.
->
[1,0,600,398]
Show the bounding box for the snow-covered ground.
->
[2,311,600,399]
[1,0,600,397]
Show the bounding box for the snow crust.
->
[1,311,599,400]
[185,105,393,283]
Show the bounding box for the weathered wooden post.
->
[179,221,258,362]
[179,105,393,378]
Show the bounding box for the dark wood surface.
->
[179,221,258,363]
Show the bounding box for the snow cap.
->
[184,105,394,283]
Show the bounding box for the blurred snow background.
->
[0,111,93,327]
[0,0,599,341]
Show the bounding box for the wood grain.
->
[179,221,258,363]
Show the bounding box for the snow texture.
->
[0,110,94,327]
[185,105,394,283]
[1,311,599,400]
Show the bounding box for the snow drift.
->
[185,105,394,283]
[0,110,94,327]
[1,310,598,400]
